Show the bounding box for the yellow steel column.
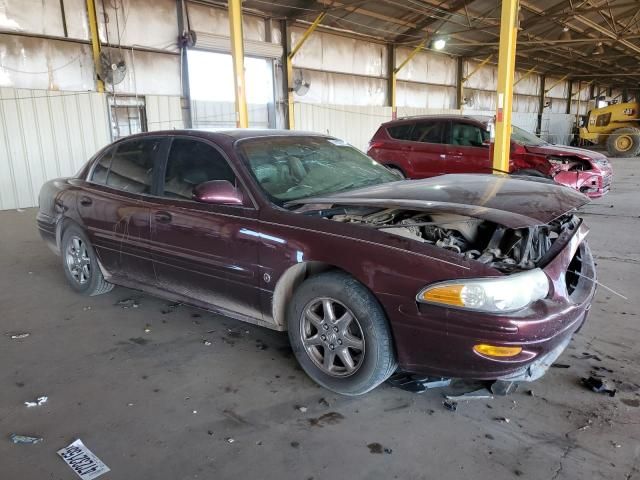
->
[86,0,104,93]
[228,0,248,128]
[391,39,427,119]
[287,12,326,129]
[492,0,520,173]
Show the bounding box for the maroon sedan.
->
[37,130,596,395]
[367,115,613,198]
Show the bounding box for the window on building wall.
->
[109,96,148,140]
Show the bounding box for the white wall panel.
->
[395,48,456,86]
[397,81,457,109]
[146,95,184,131]
[0,88,110,210]
[187,2,265,42]
[291,27,386,77]
[0,0,65,36]
[463,60,497,90]
[545,77,569,99]
[541,113,574,144]
[0,35,95,91]
[293,69,386,106]
[293,103,391,151]
[97,0,178,52]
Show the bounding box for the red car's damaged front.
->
[509,128,613,198]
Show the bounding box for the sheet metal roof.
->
[237,0,640,90]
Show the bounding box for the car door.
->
[445,121,492,174]
[78,137,166,284]
[149,136,263,321]
[405,119,448,178]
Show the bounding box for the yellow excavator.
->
[578,101,640,157]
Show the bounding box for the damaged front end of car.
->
[291,175,597,383]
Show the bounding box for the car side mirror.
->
[192,180,244,206]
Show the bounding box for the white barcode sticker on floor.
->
[57,439,110,480]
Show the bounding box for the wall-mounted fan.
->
[292,69,310,96]
[97,48,127,86]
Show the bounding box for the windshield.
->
[511,125,548,146]
[238,136,398,205]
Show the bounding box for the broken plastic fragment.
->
[203,340,212,346]
[10,333,30,339]
[24,396,48,408]
[443,400,458,411]
[226,437,235,443]
[10,433,43,444]
[116,298,139,309]
[445,389,493,401]
[297,406,308,413]
[582,376,617,397]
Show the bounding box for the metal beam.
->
[462,55,493,83]
[456,56,464,110]
[390,38,428,119]
[513,65,537,85]
[228,0,248,128]
[544,74,570,95]
[493,0,519,174]
[176,0,192,128]
[287,12,325,129]
[85,0,104,93]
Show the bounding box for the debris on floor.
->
[387,373,451,392]
[551,363,571,369]
[9,332,30,339]
[445,388,493,401]
[582,376,617,397]
[24,396,48,407]
[161,303,180,314]
[367,442,393,454]
[574,352,602,361]
[296,405,308,413]
[225,437,235,444]
[490,380,519,396]
[116,298,139,309]
[495,417,511,423]
[9,433,43,445]
[203,340,212,346]
[308,412,344,427]
[143,324,152,334]
[442,400,458,411]
[58,439,110,480]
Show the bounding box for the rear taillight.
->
[367,140,384,151]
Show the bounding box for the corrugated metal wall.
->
[0,88,110,210]
[146,95,185,131]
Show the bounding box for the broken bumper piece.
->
[497,336,572,382]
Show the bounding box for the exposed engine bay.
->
[326,207,580,273]
[547,155,593,174]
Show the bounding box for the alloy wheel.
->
[65,236,91,285]
[300,297,365,377]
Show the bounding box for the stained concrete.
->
[1,157,638,480]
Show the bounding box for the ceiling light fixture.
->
[593,42,605,55]
[560,26,572,41]
[432,38,447,50]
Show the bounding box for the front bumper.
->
[382,223,596,381]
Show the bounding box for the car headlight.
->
[417,269,549,313]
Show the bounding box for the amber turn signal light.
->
[420,284,465,307]
[473,344,523,358]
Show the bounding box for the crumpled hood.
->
[524,144,608,163]
[292,174,590,228]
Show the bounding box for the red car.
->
[38,130,595,395]
[367,115,613,198]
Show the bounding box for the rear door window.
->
[409,121,445,143]
[450,122,489,147]
[91,147,116,184]
[387,124,414,140]
[105,138,162,194]
[161,138,236,200]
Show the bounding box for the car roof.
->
[381,114,492,127]
[120,129,330,142]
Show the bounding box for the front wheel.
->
[61,224,113,296]
[287,271,397,396]
[606,127,640,157]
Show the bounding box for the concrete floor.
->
[1,158,639,480]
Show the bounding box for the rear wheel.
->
[386,166,406,179]
[606,127,640,157]
[61,224,113,296]
[287,271,397,396]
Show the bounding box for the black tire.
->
[606,127,640,157]
[60,224,113,296]
[512,168,550,179]
[387,165,406,179]
[287,271,397,396]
